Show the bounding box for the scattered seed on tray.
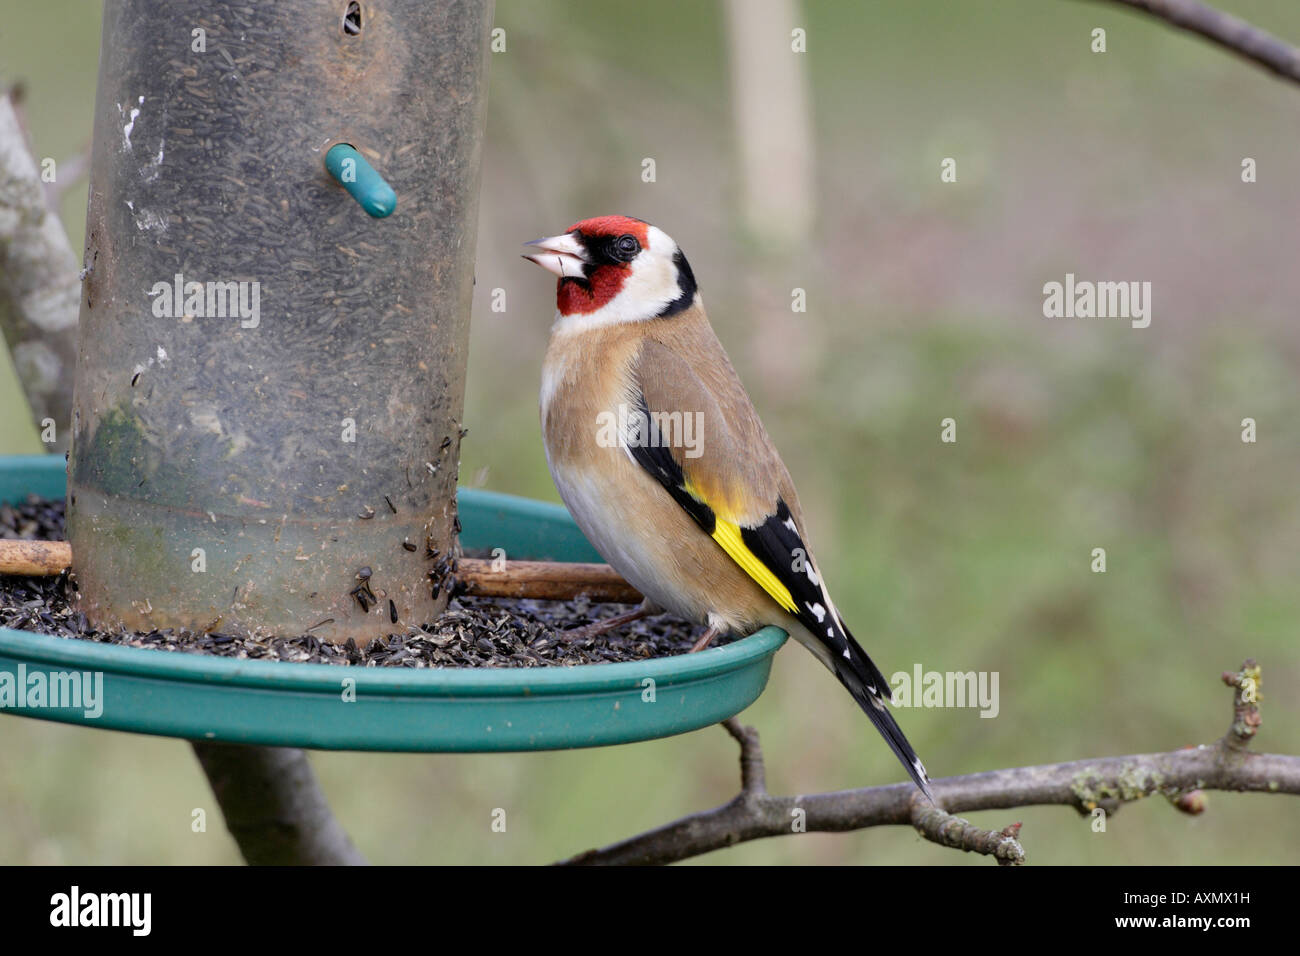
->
[1,495,728,668]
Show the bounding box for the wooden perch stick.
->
[453,557,641,603]
[0,538,70,575]
[558,660,1298,865]
[0,538,642,603]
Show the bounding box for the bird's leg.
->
[558,600,656,642]
[689,625,722,653]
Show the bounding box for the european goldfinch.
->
[524,215,932,798]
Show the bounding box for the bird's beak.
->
[522,233,589,279]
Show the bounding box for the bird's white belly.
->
[545,455,706,625]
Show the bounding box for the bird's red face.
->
[524,215,697,324]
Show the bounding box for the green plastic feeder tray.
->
[0,455,786,751]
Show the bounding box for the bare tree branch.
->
[1089,0,1300,85]
[558,660,1298,865]
[722,717,766,795]
[192,742,368,866]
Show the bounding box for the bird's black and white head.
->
[523,215,698,329]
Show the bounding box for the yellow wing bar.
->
[710,518,798,614]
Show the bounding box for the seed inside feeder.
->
[1,496,718,667]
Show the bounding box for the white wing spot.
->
[783,517,798,533]
[806,601,826,622]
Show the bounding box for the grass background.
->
[1,0,1298,864]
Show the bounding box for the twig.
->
[909,797,1024,865]
[1089,0,1300,85]
[723,717,766,795]
[191,742,368,866]
[0,539,643,604]
[1221,658,1261,751]
[558,660,1298,865]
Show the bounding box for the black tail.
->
[828,623,933,801]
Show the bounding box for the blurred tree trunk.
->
[0,93,79,454]
[723,0,814,246]
[723,0,820,398]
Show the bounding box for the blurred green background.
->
[2,0,1298,864]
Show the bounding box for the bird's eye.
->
[613,234,640,260]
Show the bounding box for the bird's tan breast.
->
[538,317,792,633]
[540,323,641,468]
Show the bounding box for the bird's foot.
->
[558,600,655,642]
[689,625,722,653]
